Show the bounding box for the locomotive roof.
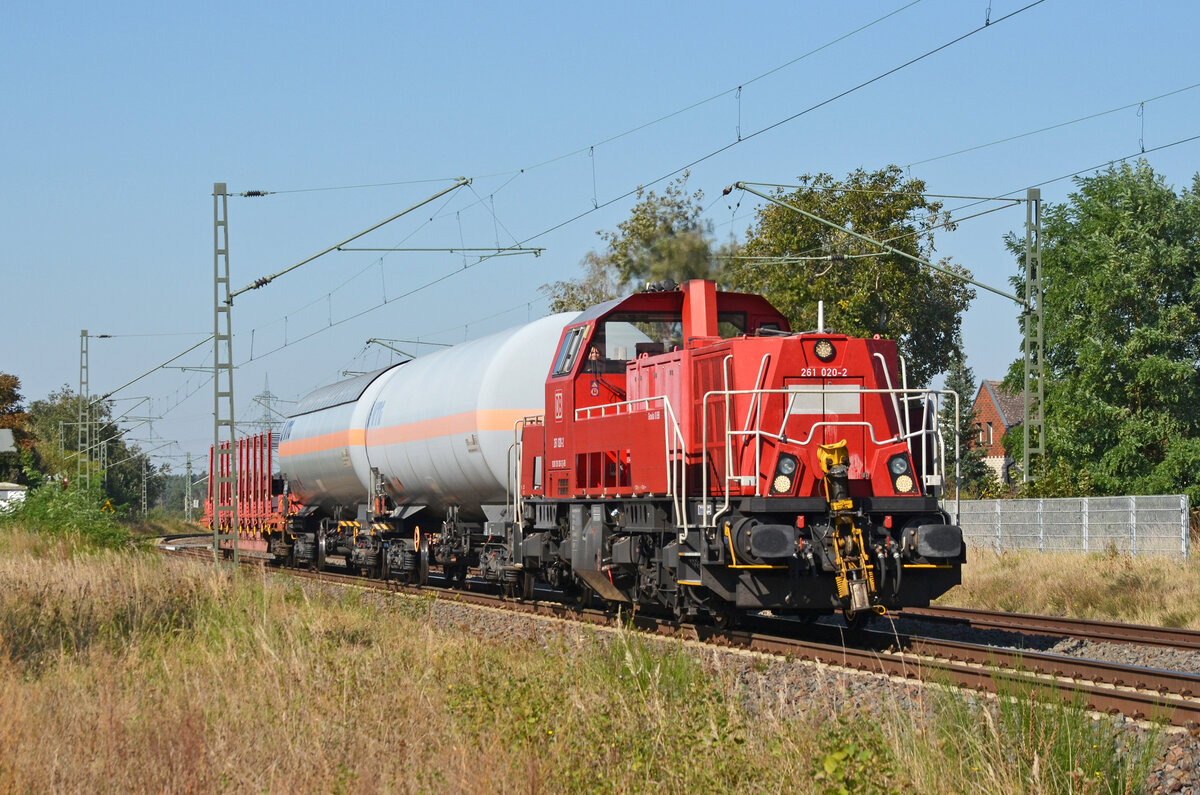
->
[571,285,790,329]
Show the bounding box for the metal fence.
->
[952,495,1191,558]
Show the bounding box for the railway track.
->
[160,540,1200,727]
[901,606,1200,651]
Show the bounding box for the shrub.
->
[0,482,129,550]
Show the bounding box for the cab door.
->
[545,325,588,498]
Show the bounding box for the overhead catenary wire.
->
[730,253,888,263]
[220,4,930,200]
[237,176,468,196]
[904,82,1200,169]
[731,181,1022,305]
[93,335,214,403]
[335,247,544,254]
[726,182,1022,261]
[727,121,1200,263]
[231,178,471,298]
[149,121,1196,464]
[938,131,1200,218]
[476,0,930,180]
[239,178,489,342]
[497,0,1047,251]
[710,81,1200,212]
[224,0,1046,371]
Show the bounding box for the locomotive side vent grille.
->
[627,503,652,529]
[535,503,558,529]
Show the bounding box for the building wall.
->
[0,485,26,512]
[983,455,1008,482]
[971,390,1009,459]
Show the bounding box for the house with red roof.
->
[970,380,1025,483]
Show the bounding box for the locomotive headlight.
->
[888,454,916,494]
[813,339,836,362]
[771,454,799,494]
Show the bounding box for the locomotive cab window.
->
[552,327,587,376]
[596,311,749,362]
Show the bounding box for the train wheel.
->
[711,606,739,630]
[316,531,327,572]
[417,545,430,586]
[446,563,467,588]
[842,610,871,631]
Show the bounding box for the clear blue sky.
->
[3,0,1198,475]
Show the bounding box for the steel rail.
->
[743,615,1200,699]
[901,606,1200,652]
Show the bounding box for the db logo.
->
[554,389,563,420]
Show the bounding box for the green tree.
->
[26,386,167,510]
[726,166,976,387]
[0,372,35,484]
[543,250,620,314]
[1005,161,1200,501]
[939,345,997,498]
[26,385,78,480]
[543,174,724,312]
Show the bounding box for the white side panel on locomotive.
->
[367,312,575,521]
[278,312,575,521]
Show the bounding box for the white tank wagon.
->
[277,368,393,514]
[277,312,576,527]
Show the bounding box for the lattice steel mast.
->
[185,452,193,522]
[1022,188,1044,480]
[77,330,89,491]
[212,183,238,564]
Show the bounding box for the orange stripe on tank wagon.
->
[278,428,365,457]
[279,410,534,457]
[367,409,532,446]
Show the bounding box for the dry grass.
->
[0,530,1161,794]
[941,546,1200,628]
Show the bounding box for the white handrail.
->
[544,382,958,532]
[699,384,952,528]
[872,351,908,441]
